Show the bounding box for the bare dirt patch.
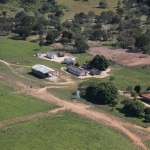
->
[89,47,150,66]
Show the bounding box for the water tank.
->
[76,90,80,99]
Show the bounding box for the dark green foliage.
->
[86,82,118,104]
[46,31,55,44]
[111,100,118,107]
[0,0,9,4]
[121,99,145,117]
[134,85,141,93]
[135,34,150,49]
[74,40,89,53]
[99,1,108,9]
[75,62,80,67]
[90,55,109,71]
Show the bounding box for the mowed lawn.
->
[0,111,134,150]
[56,0,119,20]
[0,83,58,121]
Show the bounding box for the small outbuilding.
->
[140,93,150,103]
[32,64,55,78]
[64,58,76,64]
[46,52,58,59]
[57,52,65,57]
[90,68,101,76]
[67,65,87,76]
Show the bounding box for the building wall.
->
[67,68,85,76]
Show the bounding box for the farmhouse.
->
[67,66,87,76]
[46,52,58,59]
[32,64,55,78]
[140,93,150,103]
[64,58,76,64]
[90,68,101,76]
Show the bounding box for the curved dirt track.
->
[0,60,150,150]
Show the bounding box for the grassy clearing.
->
[0,111,134,150]
[0,39,64,69]
[110,66,150,91]
[57,0,119,20]
[0,83,58,121]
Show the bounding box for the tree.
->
[99,0,108,9]
[90,29,108,41]
[144,108,150,122]
[60,37,70,50]
[121,99,145,117]
[46,31,55,44]
[135,34,150,49]
[17,26,31,40]
[86,82,118,104]
[39,38,44,50]
[74,40,89,53]
[90,55,109,71]
[134,85,141,93]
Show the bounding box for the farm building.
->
[46,52,58,59]
[82,63,91,69]
[67,66,87,76]
[90,68,101,76]
[32,64,55,78]
[57,52,65,57]
[64,58,76,64]
[140,93,150,103]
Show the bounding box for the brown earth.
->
[89,47,150,66]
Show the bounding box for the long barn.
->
[32,64,55,78]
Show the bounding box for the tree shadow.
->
[32,49,40,52]
[9,36,25,40]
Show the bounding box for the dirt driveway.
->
[89,47,150,66]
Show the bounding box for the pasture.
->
[57,0,120,20]
[0,111,134,150]
[0,83,58,121]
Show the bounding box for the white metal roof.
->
[32,64,55,74]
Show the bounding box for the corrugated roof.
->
[140,93,150,100]
[32,64,55,74]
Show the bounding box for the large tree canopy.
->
[90,55,109,71]
[85,82,118,104]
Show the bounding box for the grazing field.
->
[0,111,134,150]
[0,83,58,121]
[57,0,120,20]
[0,39,63,69]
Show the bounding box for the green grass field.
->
[0,83,58,121]
[0,39,64,69]
[0,111,134,150]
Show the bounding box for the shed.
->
[67,66,87,76]
[140,93,150,103]
[64,58,76,64]
[90,68,101,76]
[57,52,65,57]
[32,64,55,78]
[46,52,58,59]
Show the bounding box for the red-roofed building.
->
[140,93,150,103]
